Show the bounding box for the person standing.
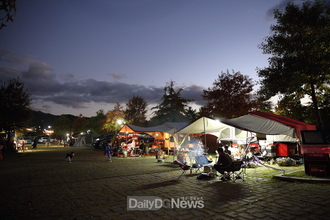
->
[104,140,113,162]
[32,137,38,149]
[46,138,51,147]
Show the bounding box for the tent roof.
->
[220,112,316,139]
[119,122,188,135]
[176,116,229,134]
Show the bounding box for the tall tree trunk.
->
[310,83,322,130]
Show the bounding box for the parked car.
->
[17,137,32,145]
[91,135,113,149]
[38,136,50,143]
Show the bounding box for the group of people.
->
[64,139,235,177]
[63,140,239,182]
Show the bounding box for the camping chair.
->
[175,159,192,179]
[214,161,245,182]
[192,155,213,173]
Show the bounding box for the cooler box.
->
[276,143,298,157]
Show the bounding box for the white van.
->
[38,137,49,143]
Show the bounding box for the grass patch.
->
[282,170,312,178]
[282,170,330,179]
[244,164,305,180]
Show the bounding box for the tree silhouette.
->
[53,115,71,141]
[124,95,148,126]
[72,114,87,134]
[104,103,125,133]
[258,0,330,129]
[150,81,193,125]
[0,77,31,151]
[0,0,16,29]
[201,70,259,119]
[86,110,107,134]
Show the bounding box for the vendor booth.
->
[117,122,188,156]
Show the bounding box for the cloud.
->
[41,104,52,112]
[109,72,127,80]
[181,84,206,106]
[58,73,76,82]
[0,66,21,80]
[22,62,55,80]
[44,95,89,109]
[0,51,206,113]
[0,49,36,66]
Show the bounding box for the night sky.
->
[0,0,305,117]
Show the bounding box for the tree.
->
[0,0,16,29]
[53,115,71,141]
[185,106,198,122]
[0,78,31,151]
[104,103,125,133]
[72,114,87,134]
[201,70,259,119]
[318,88,330,127]
[86,109,107,134]
[124,95,148,126]
[274,94,312,123]
[150,81,193,125]
[257,0,330,129]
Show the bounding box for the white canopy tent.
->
[220,112,317,140]
[176,116,253,139]
[175,117,256,152]
[221,114,296,137]
[177,117,229,136]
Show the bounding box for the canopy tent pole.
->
[203,117,207,153]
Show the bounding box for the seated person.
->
[157,148,167,161]
[214,146,233,180]
[224,145,231,156]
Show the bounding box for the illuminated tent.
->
[118,122,188,148]
[175,116,233,138]
[119,122,188,135]
[174,117,254,152]
[175,116,251,139]
[220,112,316,140]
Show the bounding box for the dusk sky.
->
[0,0,305,118]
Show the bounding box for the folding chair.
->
[175,159,192,179]
[214,161,245,182]
[192,155,213,173]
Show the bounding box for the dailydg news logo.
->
[127,196,204,210]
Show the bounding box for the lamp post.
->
[66,133,69,147]
[115,119,123,148]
